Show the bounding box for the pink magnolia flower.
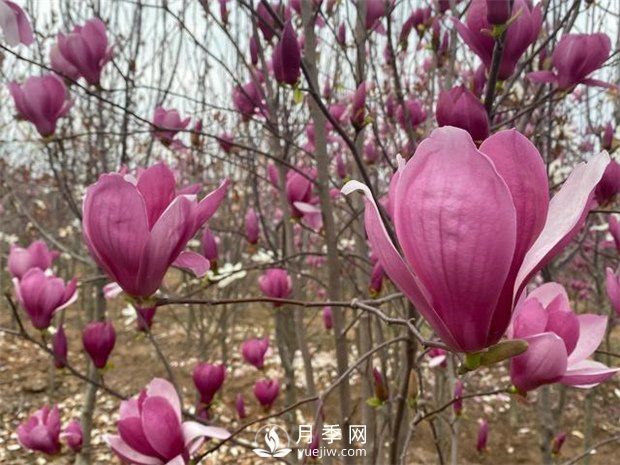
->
[151,107,190,146]
[136,306,157,332]
[56,18,113,85]
[350,82,367,129]
[486,0,510,25]
[16,405,61,455]
[552,432,567,456]
[428,347,447,368]
[606,267,620,316]
[508,283,619,392]
[235,393,247,419]
[455,0,542,80]
[322,306,333,330]
[232,80,264,121]
[285,168,315,218]
[193,363,225,405]
[201,227,218,267]
[8,74,72,137]
[602,122,614,151]
[241,337,269,369]
[272,21,301,85]
[343,127,609,353]
[0,0,33,46]
[396,99,426,131]
[259,268,292,304]
[528,33,613,90]
[82,162,229,298]
[8,240,59,279]
[476,419,488,452]
[369,261,384,296]
[82,321,116,369]
[61,420,83,453]
[105,378,229,465]
[52,324,68,369]
[14,268,77,330]
[372,367,389,402]
[436,85,489,142]
[245,208,260,244]
[453,379,464,416]
[254,378,279,409]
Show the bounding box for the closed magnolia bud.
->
[476,419,489,452]
[322,306,333,330]
[453,379,464,416]
[52,324,68,369]
[603,122,614,151]
[235,393,247,419]
[350,82,367,129]
[486,0,511,25]
[272,21,301,85]
[201,227,219,269]
[369,261,385,296]
[337,22,346,47]
[551,431,567,456]
[193,363,225,405]
[254,378,280,409]
[241,337,269,369]
[82,321,116,369]
[135,306,157,332]
[372,367,389,402]
[436,85,489,142]
[245,208,260,244]
[249,34,259,65]
[258,268,292,304]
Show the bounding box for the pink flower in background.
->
[201,227,219,269]
[61,420,83,453]
[241,337,269,369]
[82,162,229,298]
[476,419,488,452]
[52,324,68,369]
[372,367,389,402]
[0,0,33,46]
[551,432,567,456]
[350,82,367,129]
[235,393,247,419]
[232,80,264,121]
[508,283,619,392]
[8,74,72,137]
[254,378,280,409]
[16,405,61,455]
[8,240,59,279]
[453,380,464,416]
[455,0,542,80]
[82,321,116,369]
[344,127,609,352]
[135,306,157,332]
[594,160,620,205]
[436,85,489,142]
[602,123,614,151]
[606,267,620,316]
[56,18,113,85]
[396,99,426,131]
[14,268,77,330]
[245,208,260,245]
[151,106,190,146]
[428,348,447,368]
[193,363,225,405]
[285,168,315,218]
[369,261,384,296]
[105,378,229,465]
[218,132,234,153]
[528,33,613,90]
[272,21,301,85]
[322,306,333,330]
[259,268,292,304]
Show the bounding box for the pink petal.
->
[545,307,580,355]
[141,397,185,460]
[394,127,517,351]
[561,359,619,388]
[196,179,230,226]
[526,71,558,84]
[511,297,548,339]
[527,282,568,308]
[515,152,610,296]
[104,434,163,465]
[145,379,182,421]
[172,251,210,278]
[342,180,460,350]
[182,421,230,448]
[137,163,177,229]
[567,314,607,364]
[510,332,568,392]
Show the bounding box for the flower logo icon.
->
[253,424,292,458]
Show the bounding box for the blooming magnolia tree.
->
[0,1,619,464]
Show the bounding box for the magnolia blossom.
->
[56,18,113,85]
[259,268,292,303]
[343,127,609,353]
[435,85,489,142]
[152,106,190,146]
[82,162,229,298]
[8,74,72,137]
[0,0,33,46]
[105,378,229,465]
[272,21,301,85]
[17,405,61,455]
[241,337,269,369]
[192,363,225,405]
[61,420,83,453]
[508,283,619,392]
[254,378,280,409]
[14,268,77,330]
[528,33,613,90]
[8,240,59,279]
[455,0,542,80]
[52,325,68,369]
[82,321,116,369]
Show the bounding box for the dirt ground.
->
[1,300,620,465]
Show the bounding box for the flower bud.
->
[82,321,116,369]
